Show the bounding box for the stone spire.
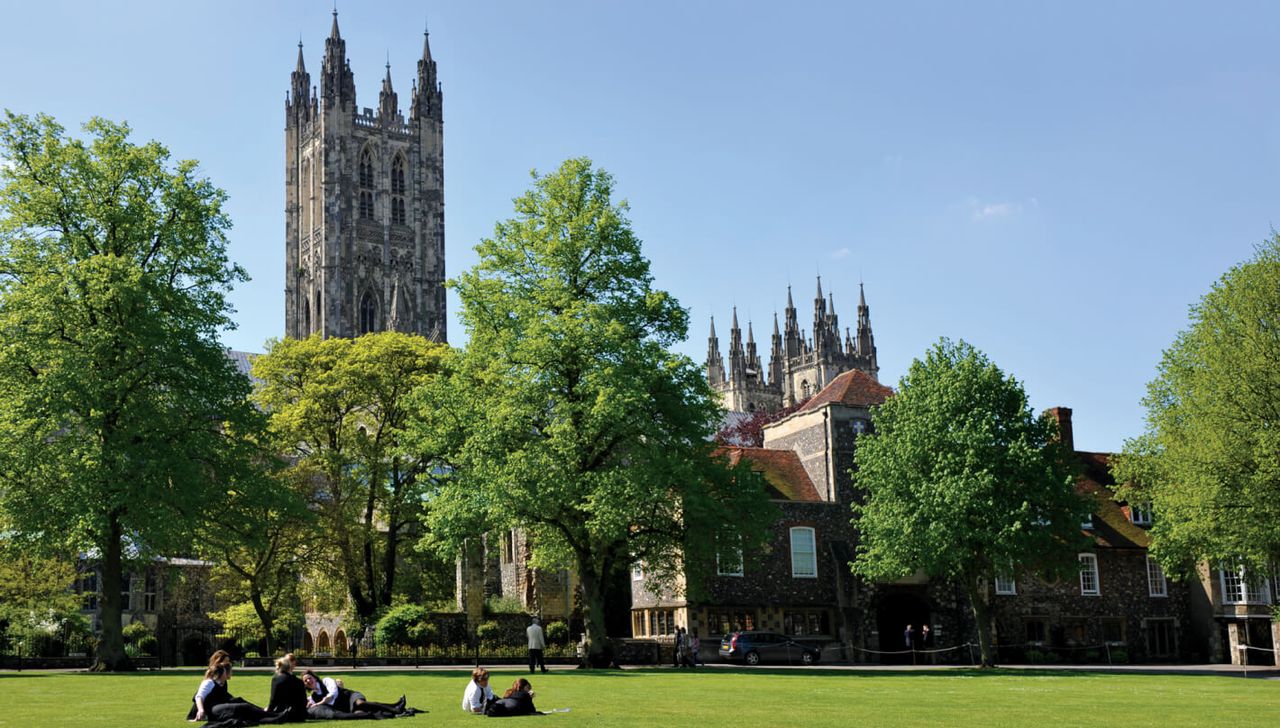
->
[783,285,801,358]
[706,316,725,386]
[412,21,442,120]
[855,283,879,379]
[288,41,313,122]
[321,9,356,108]
[745,320,760,382]
[769,312,784,387]
[728,307,746,384]
[379,61,399,123]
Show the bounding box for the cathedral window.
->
[360,191,374,220]
[303,298,311,335]
[314,291,322,333]
[801,380,811,399]
[391,155,406,194]
[359,149,374,189]
[358,291,378,335]
[391,155,407,224]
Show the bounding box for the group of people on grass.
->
[188,651,415,725]
[189,652,546,723]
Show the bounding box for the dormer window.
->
[1129,502,1153,526]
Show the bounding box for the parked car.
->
[719,631,821,666]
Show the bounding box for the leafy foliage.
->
[0,113,258,670]
[408,158,774,666]
[252,331,449,627]
[713,397,810,447]
[852,339,1086,666]
[1112,235,1280,573]
[209,600,302,650]
[374,604,437,648]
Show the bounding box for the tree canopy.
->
[1112,235,1280,575]
[252,331,449,628]
[851,338,1086,666]
[0,112,259,670]
[408,158,773,666]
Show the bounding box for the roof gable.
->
[720,447,822,502]
[799,369,894,412]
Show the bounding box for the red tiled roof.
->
[798,369,894,412]
[717,446,822,502]
[1075,450,1150,549]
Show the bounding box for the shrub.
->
[475,620,502,647]
[484,595,524,615]
[122,622,152,644]
[244,651,261,659]
[375,604,432,648]
[1025,649,1061,664]
[545,620,569,645]
[1108,648,1129,664]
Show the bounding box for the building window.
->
[790,527,817,578]
[1081,513,1093,530]
[784,610,830,636]
[1024,619,1048,645]
[1102,618,1126,645]
[1219,563,1270,605]
[706,610,756,636]
[801,380,811,398]
[391,155,405,194]
[1129,502,1153,526]
[716,535,743,577]
[77,569,99,611]
[303,297,311,335]
[1079,553,1100,596]
[358,291,377,335]
[358,149,373,188]
[121,573,133,612]
[994,565,1017,595]
[851,418,868,436]
[143,572,158,612]
[631,563,644,581]
[391,197,406,225]
[1146,618,1176,657]
[359,190,374,220]
[1147,557,1167,597]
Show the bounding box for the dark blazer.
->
[485,689,538,717]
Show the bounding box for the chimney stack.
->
[1047,407,1074,452]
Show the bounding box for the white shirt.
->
[311,676,341,706]
[195,678,218,701]
[462,680,494,712]
[527,623,546,649]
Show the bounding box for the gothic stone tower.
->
[708,279,879,413]
[285,12,446,340]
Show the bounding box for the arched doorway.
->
[334,629,347,656]
[317,630,331,653]
[874,589,932,664]
[303,631,314,653]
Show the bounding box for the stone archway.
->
[334,629,347,656]
[303,631,314,653]
[317,630,331,653]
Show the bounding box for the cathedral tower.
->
[285,12,446,340]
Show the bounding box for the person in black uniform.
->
[484,678,540,717]
[264,653,309,722]
[302,670,406,719]
[188,663,242,721]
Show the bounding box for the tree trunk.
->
[92,513,134,671]
[250,587,274,658]
[964,576,996,668]
[575,557,614,668]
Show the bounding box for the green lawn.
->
[0,667,1276,727]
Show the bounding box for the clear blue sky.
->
[3,1,1277,452]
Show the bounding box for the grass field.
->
[0,667,1276,728]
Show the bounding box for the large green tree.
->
[1112,235,1280,574]
[851,339,1086,667]
[409,158,773,667]
[252,331,448,627]
[0,113,259,670]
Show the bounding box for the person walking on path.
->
[527,616,547,674]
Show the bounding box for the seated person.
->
[188,663,238,721]
[462,667,495,713]
[484,678,539,717]
[302,670,406,719]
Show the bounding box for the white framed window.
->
[716,535,743,577]
[1081,513,1094,530]
[994,565,1017,596]
[1218,563,1270,605]
[121,573,134,612]
[790,527,817,578]
[631,563,644,582]
[1129,502,1153,526]
[143,572,158,611]
[1147,557,1167,597]
[1079,553,1100,596]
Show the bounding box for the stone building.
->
[707,279,878,413]
[284,11,446,341]
[635,375,1207,664]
